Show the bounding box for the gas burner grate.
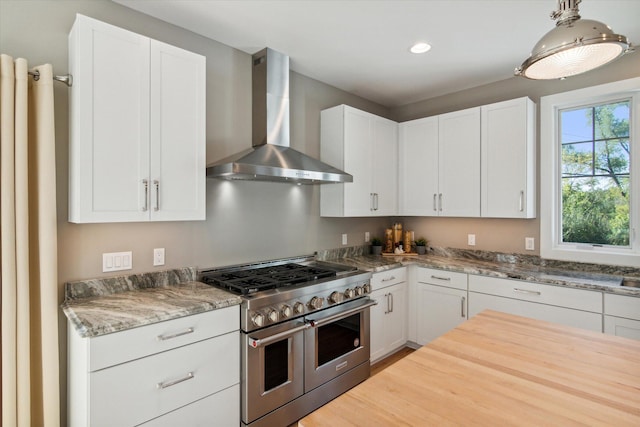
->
[201,263,337,295]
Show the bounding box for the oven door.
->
[304,298,376,392]
[242,320,309,424]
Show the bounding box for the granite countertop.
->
[62,267,241,338]
[320,247,640,297]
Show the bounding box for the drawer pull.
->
[157,327,194,341]
[431,275,451,281]
[461,296,466,318]
[381,275,396,282]
[157,372,194,389]
[513,288,541,296]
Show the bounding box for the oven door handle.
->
[307,299,378,328]
[248,323,310,349]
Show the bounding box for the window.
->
[540,78,640,267]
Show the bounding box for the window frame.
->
[540,77,640,267]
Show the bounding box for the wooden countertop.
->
[299,310,640,426]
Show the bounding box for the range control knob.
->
[251,312,265,328]
[329,291,344,304]
[267,309,279,323]
[293,302,305,314]
[354,286,363,296]
[309,296,324,310]
[363,283,371,294]
[281,304,292,318]
[344,288,355,299]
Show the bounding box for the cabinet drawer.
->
[604,294,640,321]
[417,267,467,291]
[90,306,238,371]
[371,267,406,291]
[90,331,239,427]
[139,383,239,426]
[469,275,602,313]
[469,292,602,332]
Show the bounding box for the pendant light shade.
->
[515,0,632,80]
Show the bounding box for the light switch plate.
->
[365,232,370,243]
[342,234,348,245]
[467,234,476,246]
[103,251,132,273]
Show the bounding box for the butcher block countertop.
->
[299,310,640,426]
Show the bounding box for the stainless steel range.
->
[200,256,374,427]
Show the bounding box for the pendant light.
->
[515,0,633,80]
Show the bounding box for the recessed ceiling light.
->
[410,42,432,54]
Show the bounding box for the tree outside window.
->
[560,100,630,247]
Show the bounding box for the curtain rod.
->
[28,70,73,87]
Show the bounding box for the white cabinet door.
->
[438,107,481,217]
[399,116,439,216]
[149,40,206,221]
[604,316,640,340]
[343,107,373,216]
[370,279,407,363]
[481,97,536,218]
[415,283,467,346]
[69,14,150,223]
[69,14,205,223]
[321,105,398,217]
[372,116,398,216]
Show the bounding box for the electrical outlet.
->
[154,248,165,266]
[365,232,370,242]
[342,234,348,245]
[103,251,132,273]
[525,237,535,251]
[467,234,476,246]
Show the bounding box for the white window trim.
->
[540,77,640,268]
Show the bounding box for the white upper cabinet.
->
[481,97,536,218]
[399,108,480,217]
[399,116,439,216]
[320,105,398,217]
[438,107,481,217]
[68,14,205,223]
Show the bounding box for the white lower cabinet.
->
[468,275,602,332]
[68,307,240,427]
[370,268,407,363]
[415,268,468,345]
[604,293,640,340]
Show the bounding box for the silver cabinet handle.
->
[390,292,394,313]
[381,275,396,282]
[438,193,443,211]
[431,275,451,281]
[513,288,541,296]
[433,194,437,211]
[370,193,374,211]
[157,327,194,341]
[461,296,466,318]
[519,190,524,212]
[249,322,310,348]
[384,293,389,314]
[142,179,149,211]
[157,372,194,389]
[374,193,379,211]
[154,179,160,211]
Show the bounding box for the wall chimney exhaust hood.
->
[207,48,353,184]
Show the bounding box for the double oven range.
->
[200,256,374,427]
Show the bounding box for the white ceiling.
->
[113,0,640,107]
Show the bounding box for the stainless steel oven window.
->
[316,312,361,366]
[264,339,290,391]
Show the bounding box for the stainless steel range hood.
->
[207,48,353,184]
